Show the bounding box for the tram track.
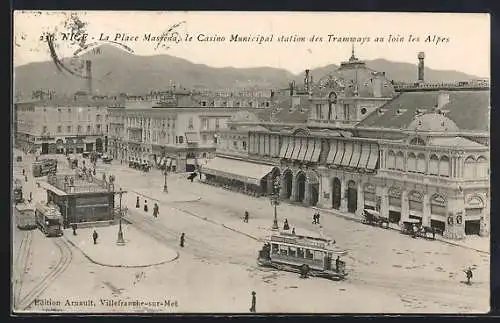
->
[16,237,73,311]
[124,210,256,267]
[13,230,33,308]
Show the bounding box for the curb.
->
[317,207,490,255]
[64,236,180,268]
[129,189,202,204]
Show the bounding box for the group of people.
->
[136,196,160,218]
[312,212,321,224]
[136,196,185,247]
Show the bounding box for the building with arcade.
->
[204,50,490,240]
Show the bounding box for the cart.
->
[362,209,389,228]
[401,218,421,236]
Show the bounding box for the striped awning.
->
[202,157,275,186]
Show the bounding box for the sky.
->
[13,11,490,77]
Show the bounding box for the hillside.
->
[14,45,481,97]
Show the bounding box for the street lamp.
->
[163,167,168,193]
[270,176,281,230]
[116,187,126,245]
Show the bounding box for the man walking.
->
[180,233,185,247]
[243,211,249,223]
[92,230,98,244]
[72,223,77,236]
[144,200,148,212]
[249,291,256,313]
[153,202,159,218]
[136,196,140,208]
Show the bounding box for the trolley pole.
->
[163,168,168,193]
[116,188,126,245]
[270,176,281,230]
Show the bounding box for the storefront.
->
[388,186,402,223]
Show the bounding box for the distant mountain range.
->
[14,45,482,97]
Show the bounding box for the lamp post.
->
[116,187,126,245]
[163,167,168,193]
[270,176,281,230]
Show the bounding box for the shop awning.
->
[284,139,295,159]
[290,139,302,160]
[340,142,353,166]
[326,140,338,164]
[349,143,362,167]
[279,137,290,158]
[185,132,200,144]
[297,139,309,161]
[358,143,370,168]
[303,139,315,161]
[310,140,321,162]
[333,141,344,165]
[366,144,379,170]
[202,157,276,185]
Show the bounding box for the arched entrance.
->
[56,139,64,154]
[347,180,357,213]
[307,171,319,206]
[283,170,293,199]
[265,167,281,196]
[408,190,423,221]
[465,195,484,236]
[332,177,341,209]
[430,194,447,235]
[96,138,103,153]
[295,172,306,203]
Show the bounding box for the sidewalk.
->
[314,207,490,254]
[64,224,179,268]
[129,187,202,204]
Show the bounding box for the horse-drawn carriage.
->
[101,154,113,164]
[362,209,389,228]
[400,219,438,240]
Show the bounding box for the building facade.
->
[201,52,490,240]
[108,97,248,172]
[14,96,121,155]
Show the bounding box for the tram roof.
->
[15,203,34,211]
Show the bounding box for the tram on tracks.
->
[15,203,36,230]
[257,230,348,281]
[32,158,57,177]
[35,202,63,237]
[13,178,24,204]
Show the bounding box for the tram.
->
[32,158,57,177]
[13,178,24,204]
[15,203,36,230]
[257,230,348,281]
[35,202,63,237]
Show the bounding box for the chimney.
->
[85,60,92,95]
[417,52,425,82]
[437,92,450,109]
[304,69,310,91]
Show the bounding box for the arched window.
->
[407,153,417,172]
[464,156,475,179]
[430,194,447,215]
[409,137,425,145]
[416,153,426,173]
[477,156,489,178]
[429,154,439,175]
[439,155,450,177]
[387,151,396,169]
[396,152,405,171]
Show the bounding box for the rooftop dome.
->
[407,113,460,132]
[312,48,396,98]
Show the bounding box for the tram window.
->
[279,246,288,256]
[314,251,324,260]
[271,244,279,254]
[288,247,297,257]
[305,249,314,260]
[297,248,305,258]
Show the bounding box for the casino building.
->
[204,50,490,240]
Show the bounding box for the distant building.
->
[108,93,248,172]
[14,94,123,155]
[200,50,490,240]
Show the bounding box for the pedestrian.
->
[335,256,340,272]
[249,291,256,313]
[92,230,98,244]
[72,223,77,236]
[25,175,28,182]
[312,213,316,224]
[243,210,249,223]
[283,218,290,231]
[28,192,33,203]
[22,168,25,176]
[136,196,140,208]
[316,212,321,224]
[465,267,473,285]
[153,202,159,218]
[292,228,296,235]
[144,200,148,212]
[180,233,185,247]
